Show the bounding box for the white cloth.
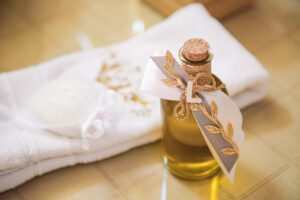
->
[0,3,268,192]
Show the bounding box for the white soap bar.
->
[26,78,118,140]
[31,78,98,125]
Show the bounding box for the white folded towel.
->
[0,3,268,192]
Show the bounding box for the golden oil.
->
[161,99,219,179]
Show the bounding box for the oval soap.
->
[31,78,98,126]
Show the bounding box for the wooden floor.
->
[0,0,300,199]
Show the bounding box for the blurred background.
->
[0,0,300,199]
[0,0,299,73]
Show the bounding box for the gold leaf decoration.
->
[99,61,108,75]
[221,148,236,155]
[162,78,179,87]
[165,50,174,71]
[226,123,233,139]
[131,93,148,106]
[205,125,220,134]
[189,103,202,111]
[210,101,218,119]
[199,101,239,156]
[108,84,131,91]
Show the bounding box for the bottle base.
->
[163,156,219,180]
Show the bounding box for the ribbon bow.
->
[81,91,122,140]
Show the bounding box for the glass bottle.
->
[161,39,228,180]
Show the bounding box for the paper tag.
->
[141,52,244,182]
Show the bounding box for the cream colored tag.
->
[186,80,202,103]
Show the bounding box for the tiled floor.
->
[0,0,300,199]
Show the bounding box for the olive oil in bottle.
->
[161,39,228,179]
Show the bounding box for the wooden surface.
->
[143,0,253,19]
[0,0,300,199]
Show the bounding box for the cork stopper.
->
[182,38,209,62]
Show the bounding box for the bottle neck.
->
[178,47,213,76]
